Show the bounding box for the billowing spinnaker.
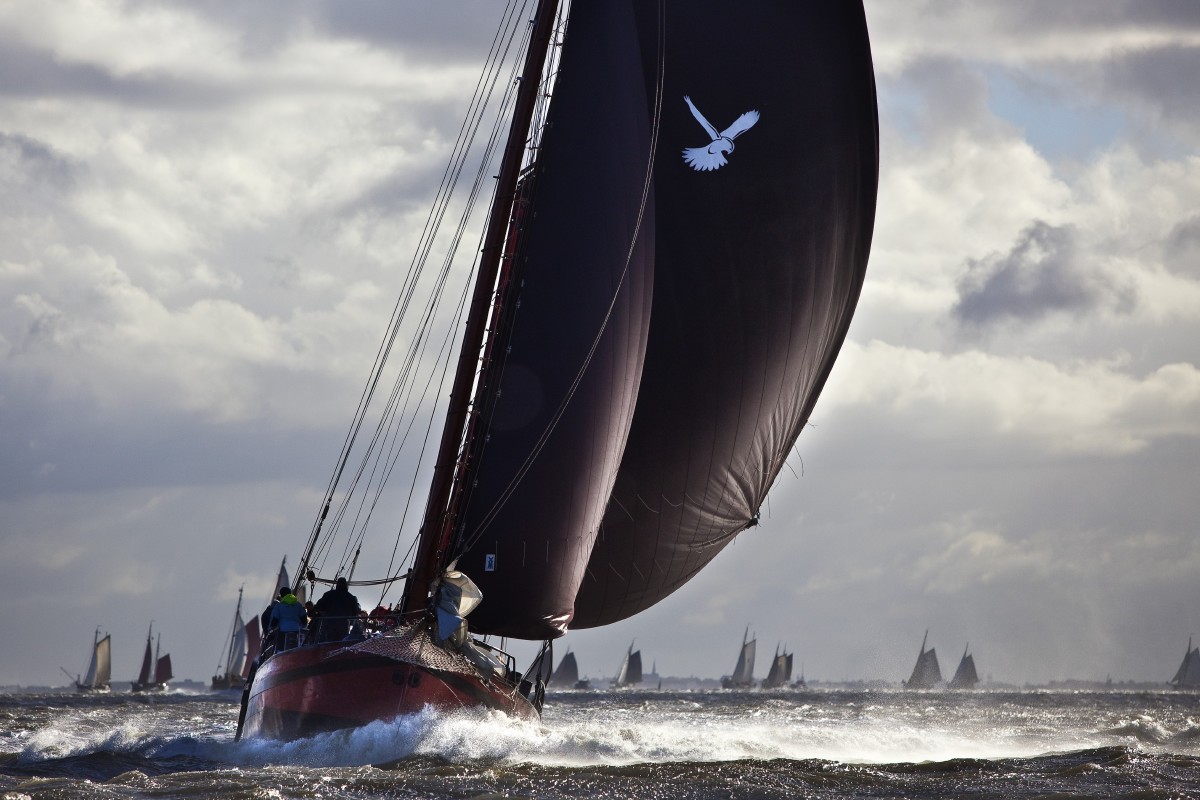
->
[573,0,879,627]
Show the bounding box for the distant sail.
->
[155,652,173,685]
[906,631,942,689]
[549,651,580,687]
[762,643,792,689]
[613,642,642,687]
[948,644,978,689]
[133,625,169,691]
[135,625,154,687]
[213,587,250,690]
[93,633,111,688]
[229,614,248,678]
[722,627,756,689]
[626,650,643,685]
[243,617,261,680]
[74,628,111,692]
[1170,638,1200,689]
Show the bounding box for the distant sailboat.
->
[212,586,251,691]
[131,624,171,692]
[948,644,979,689]
[613,642,643,688]
[549,649,591,689]
[792,660,806,689]
[62,627,111,693]
[761,643,793,689]
[1170,637,1200,689]
[722,627,756,689]
[905,630,942,689]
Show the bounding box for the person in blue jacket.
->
[269,588,308,651]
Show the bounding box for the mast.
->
[402,0,561,615]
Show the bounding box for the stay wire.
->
[299,0,531,580]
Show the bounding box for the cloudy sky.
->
[2,1,1198,689]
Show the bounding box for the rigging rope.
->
[297,0,537,591]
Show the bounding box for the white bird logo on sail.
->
[682,95,760,172]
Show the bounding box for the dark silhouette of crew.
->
[313,577,362,642]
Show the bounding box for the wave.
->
[6,692,1200,778]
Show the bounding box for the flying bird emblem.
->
[682,95,760,172]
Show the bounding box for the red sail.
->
[154,653,173,684]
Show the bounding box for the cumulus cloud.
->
[825,340,1200,456]
[1,0,1199,687]
[1165,215,1200,277]
[953,221,1137,327]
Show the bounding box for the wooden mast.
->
[402,0,561,616]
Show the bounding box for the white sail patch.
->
[682,96,760,172]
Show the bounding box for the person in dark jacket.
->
[312,577,361,642]
[260,586,289,652]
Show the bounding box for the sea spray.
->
[4,690,1200,798]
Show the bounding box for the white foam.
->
[15,692,1200,770]
[214,699,1109,768]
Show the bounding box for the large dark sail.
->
[452,0,877,637]
[452,1,656,638]
[571,1,879,627]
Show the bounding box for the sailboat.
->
[548,650,591,690]
[212,586,251,691]
[792,661,806,689]
[1170,637,1200,689]
[237,0,878,741]
[905,630,942,689]
[131,624,172,692]
[761,643,793,689]
[612,642,643,688]
[948,644,979,689]
[62,627,111,693]
[722,627,757,689]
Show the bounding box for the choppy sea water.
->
[2,688,1199,799]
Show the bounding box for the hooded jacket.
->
[269,593,308,633]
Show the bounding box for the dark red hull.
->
[239,625,538,740]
